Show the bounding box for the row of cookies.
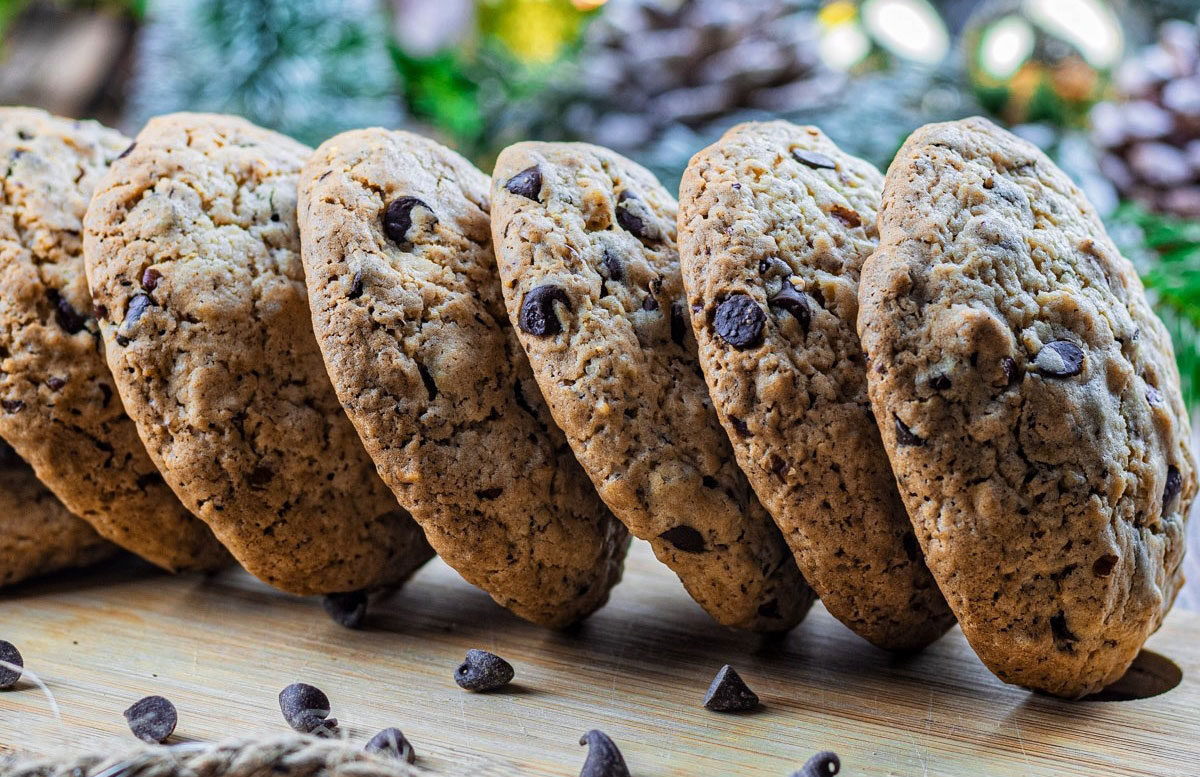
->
[1,106,1194,699]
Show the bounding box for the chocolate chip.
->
[50,291,86,334]
[321,591,367,629]
[771,455,789,477]
[641,293,659,311]
[615,190,649,239]
[894,416,923,446]
[578,730,630,777]
[713,294,764,349]
[278,682,338,735]
[519,285,571,336]
[792,149,837,170]
[505,166,542,201]
[659,525,705,553]
[829,204,861,228]
[116,294,153,346]
[141,268,162,291]
[768,284,812,332]
[1092,554,1118,577]
[729,416,750,437]
[1050,612,1076,651]
[348,270,364,300]
[455,649,514,692]
[601,248,624,282]
[670,303,686,346]
[46,377,66,391]
[0,640,23,688]
[116,141,136,160]
[123,695,177,743]
[1163,466,1183,511]
[929,374,951,391]
[365,727,416,763]
[92,303,108,321]
[383,196,437,246]
[476,487,503,500]
[1033,340,1084,378]
[703,665,759,712]
[1146,386,1164,406]
[1001,356,1021,386]
[793,751,840,777]
[2,399,24,414]
[417,362,438,400]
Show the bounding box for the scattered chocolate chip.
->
[50,291,86,334]
[615,190,648,239]
[793,751,840,777]
[123,695,177,743]
[1000,356,1021,386]
[792,149,837,170]
[46,377,66,391]
[321,591,367,629]
[365,727,416,763]
[894,416,923,446]
[670,303,686,346]
[578,730,630,777]
[1092,554,1118,577]
[383,196,437,246]
[703,665,759,712]
[828,204,861,228]
[141,268,162,291]
[278,682,338,735]
[1163,466,1183,511]
[417,362,438,400]
[768,284,812,332]
[713,294,765,349]
[505,166,542,201]
[116,142,136,160]
[1050,612,1077,651]
[1146,386,1164,406]
[348,270,364,300]
[476,487,504,500]
[771,455,789,477]
[455,649,514,692]
[519,285,571,336]
[659,525,705,553]
[1033,340,1084,378]
[601,249,624,282]
[641,293,659,311]
[0,640,23,688]
[2,399,24,414]
[729,416,750,437]
[116,294,153,346]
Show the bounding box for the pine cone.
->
[562,0,843,154]
[1092,15,1200,218]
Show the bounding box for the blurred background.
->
[0,0,1195,416]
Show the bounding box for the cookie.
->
[858,117,1197,697]
[297,128,628,627]
[0,441,116,586]
[0,107,226,573]
[83,113,433,595]
[677,121,955,650]
[491,141,813,631]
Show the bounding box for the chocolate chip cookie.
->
[491,141,813,631]
[297,128,628,627]
[677,121,954,650]
[0,107,226,572]
[0,441,116,586]
[83,113,433,595]
[858,117,1197,696]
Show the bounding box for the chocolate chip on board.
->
[713,293,765,349]
[505,165,543,201]
[578,730,630,777]
[1033,340,1084,378]
[793,751,841,777]
[0,640,23,689]
[365,727,417,763]
[321,590,368,629]
[455,649,515,692]
[123,695,178,743]
[278,682,338,735]
[519,285,571,336]
[702,664,760,712]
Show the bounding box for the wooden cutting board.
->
[0,541,1196,777]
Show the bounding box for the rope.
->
[0,735,423,777]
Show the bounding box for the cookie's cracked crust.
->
[83,113,432,595]
[858,117,1197,696]
[298,128,628,627]
[0,107,225,572]
[678,121,955,650]
[491,141,813,631]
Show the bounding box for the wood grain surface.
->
[1,538,1197,777]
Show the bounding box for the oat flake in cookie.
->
[678,121,954,650]
[83,114,433,595]
[298,129,627,627]
[858,117,1197,697]
[0,107,226,572]
[491,141,813,631]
